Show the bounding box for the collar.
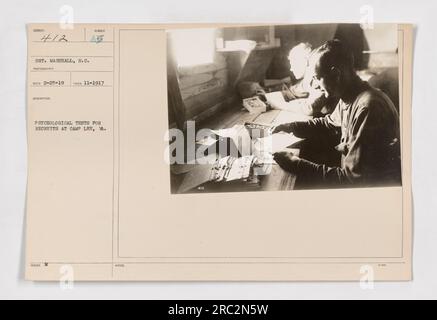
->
[340,79,370,109]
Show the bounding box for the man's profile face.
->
[309,54,339,98]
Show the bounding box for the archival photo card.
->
[25,23,412,281]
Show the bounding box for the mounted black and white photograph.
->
[166,23,402,194]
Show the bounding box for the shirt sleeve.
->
[290,101,342,138]
[293,103,381,186]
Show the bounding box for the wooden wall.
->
[172,26,277,123]
[177,53,231,122]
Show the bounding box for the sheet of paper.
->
[225,155,255,182]
[273,110,313,124]
[265,91,288,109]
[252,133,303,164]
[211,125,252,157]
[25,23,413,282]
[254,133,303,154]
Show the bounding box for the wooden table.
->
[171,108,312,193]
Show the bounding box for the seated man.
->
[272,39,401,188]
[283,42,313,100]
[273,43,337,117]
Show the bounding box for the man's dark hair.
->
[313,39,355,75]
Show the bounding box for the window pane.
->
[170,28,216,67]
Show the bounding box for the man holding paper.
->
[272,40,401,188]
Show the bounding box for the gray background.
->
[0,0,435,299]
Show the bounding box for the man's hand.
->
[271,123,295,134]
[273,151,300,173]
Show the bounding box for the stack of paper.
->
[252,132,303,164]
[265,91,288,109]
[211,125,252,157]
[211,155,256,182]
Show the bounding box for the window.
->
[169,28,216,67]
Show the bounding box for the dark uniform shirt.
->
[290,80,401,187]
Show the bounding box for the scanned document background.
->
[25,23,413,281]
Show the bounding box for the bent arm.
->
[287,105,385,186]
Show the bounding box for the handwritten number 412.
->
[41,34,68,42]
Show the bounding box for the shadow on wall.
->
[334,24,370,70]
[266,24,370,80]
